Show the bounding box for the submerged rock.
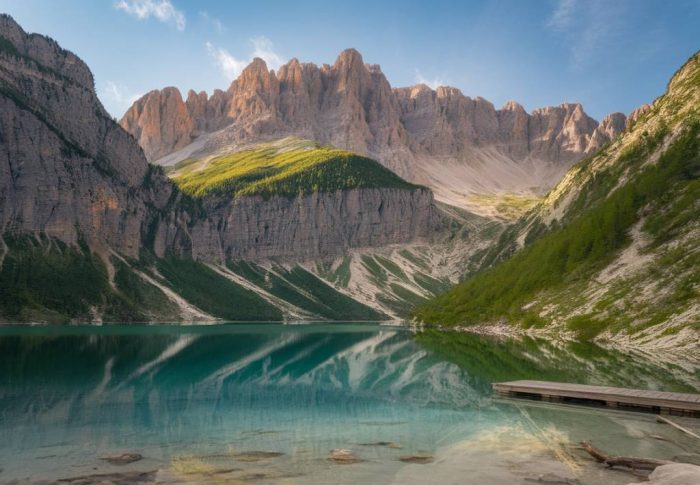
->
[231,450,284,462]
[99,452,143,465]
[359,441,402,449]
[328,449,363,464]
[399,454,435,464]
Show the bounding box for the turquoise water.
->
[0,324,698,484]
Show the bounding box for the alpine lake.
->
[0,323,698,484]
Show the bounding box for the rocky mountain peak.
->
[120,87,195,160]
[501,100,526,113]
[0,14,94,89]
[161,86,184,100]
[408,83,432,94]
[435,86,463,98]
[120,47,629,204]
[276,57,310,91]
[334,48,364,69]
[231,57,277,92]
[330,48,371,97]
[186,88,205,100]
[629,104,652,124]
[601,112,627,132]
[585,112,627,153]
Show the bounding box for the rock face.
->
[120,87,196,161]
[155,188,439,261]
[0,17,437,263]
[0,14,178,258]
[121,49,627,196]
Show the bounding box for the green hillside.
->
[168,137,420,199]
[414,52,700,341]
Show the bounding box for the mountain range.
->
[120,49,628,216]
[0,13,697,353]
[0,14,441,323]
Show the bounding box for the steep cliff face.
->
[0,14,178,258]
[157,138,441,261]
[121,49,627,202]
[161,188,439,261]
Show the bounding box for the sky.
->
[1,0,698,120]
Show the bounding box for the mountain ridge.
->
[120,49,627,215]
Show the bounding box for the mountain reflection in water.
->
[0,324,697,484]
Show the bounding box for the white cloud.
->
[99,81,142,118]
[199,11,225,33]
[250,36,283,70]
[546,0,626,70]
[415,70,446,90]
[115,0,186,31]
[206,42,248,81]
[206,37,285,82]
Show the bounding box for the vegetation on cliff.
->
[414,52,700,343]
[168,138,421,199]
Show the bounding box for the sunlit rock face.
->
[170,188,440,261]
[122,49,626,195]
[0,14,183,258]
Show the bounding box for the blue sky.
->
[1,0,698,120]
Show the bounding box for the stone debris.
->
[328,449,364,464]
[399,454,435,464]
[99,453,143,465]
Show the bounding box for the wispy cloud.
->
[206,42,248,81]
[250,36,284,70]
[115,0,186,31]
[99,81,142,117]
[546,0,626,70]
[546,0,577,31]
[206,37,285,81]
[199,11,225,33]
[415,69,447,90]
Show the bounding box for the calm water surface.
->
[0,324,698,484]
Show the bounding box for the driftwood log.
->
[656,415,700,441]
[580,441,672,471]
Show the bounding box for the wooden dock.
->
[493,380,700,417]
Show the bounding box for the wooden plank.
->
[492,380,700,414]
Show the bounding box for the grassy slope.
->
[0,236,286,323]
[229,262,387,321]
[414,52,700,339]
[155,257,283,321]
[168,138,420,199]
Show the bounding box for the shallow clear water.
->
[0,324,698,484]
